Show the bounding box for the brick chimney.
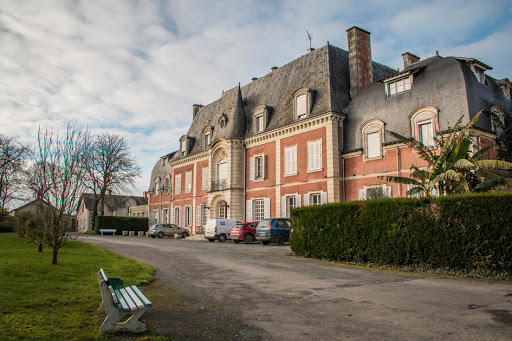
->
[193,104,203,119]
[402,52,420,69]
[346,26,373,97]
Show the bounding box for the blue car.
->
[255,218,292,245]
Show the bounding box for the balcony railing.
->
[211,179,227,192]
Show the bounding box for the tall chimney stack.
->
[402,52,420,69]
[346,26,373,97]
[193,104,203,119]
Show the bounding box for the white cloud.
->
[0,0,510,198]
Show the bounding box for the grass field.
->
[0,234,156,341]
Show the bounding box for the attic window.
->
[385,75,412,97]
[180,136,189,157]
[472,65,486,84]
[218,114,227,129]
[204,132,210,149]
[293,88,312,120]
[253,105,268,133]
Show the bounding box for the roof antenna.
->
[306,30,314,52]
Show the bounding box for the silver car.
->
[149,224,189,239]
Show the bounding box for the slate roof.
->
[80,193,147,211]
[148,42,510,188]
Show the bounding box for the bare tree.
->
[27,123,90,264]
[0,134,30,219]
[84,133,141,229]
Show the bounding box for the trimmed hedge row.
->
[290,193,512,275]
[0,221,14,233]
[95,216,149,235]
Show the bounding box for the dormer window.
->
[385,74,412,97]
[180,136,189,157]
[410,106,439,147]
[361,120,385,160]
[472,65,486,84]
[253,105,269,133]
[293,88,312,120]
[204,132,210,149]
[498,79,511,99]
[218,114,227,129]
[457,58,492,85]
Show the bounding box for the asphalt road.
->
[82,235,512,340]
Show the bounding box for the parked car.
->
[204,219,241,242]
[149,224,189,239]
[255,218,292,245]
[230,222,257,243]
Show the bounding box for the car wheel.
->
[276,235,286,245]
[233,240,240,244]
[261,241,269,245]
[182,232,188,239]
[244,234,254,243]
[158,232,164,239]
[150,235,156,238]
[218,234,227,242]
[208,238,215,242]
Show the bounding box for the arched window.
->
[253,105,269,133]
[361,120,385,160]
[410,107,438,147]
[154,178,161,195]
[293,88,313,120]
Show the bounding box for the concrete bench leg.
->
[99,307,147,334]
[97,302,105,314]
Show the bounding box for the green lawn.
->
[0,235,155,341]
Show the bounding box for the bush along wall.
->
[290,193,512,277]
[95,216,149,235]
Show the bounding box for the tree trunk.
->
[38,243,43,252]
[52,245,58,264]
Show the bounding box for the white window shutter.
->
[262,155,266,179]
[246,200,252,221]
[303,194,310,206]
[264,197,270,219]
[320,191,327,204]
[307,142,313,170]
[358,189,366,200]
[385,186,392,198]
[292,146,297,173]
[250,157,255,181]
[317,140,322,169]
[197,206,201,226]
[295,194,301,208]
[281,196,286,217]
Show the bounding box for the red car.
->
[230,222,257,243]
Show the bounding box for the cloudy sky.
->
[1,0,511,197]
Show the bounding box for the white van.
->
[204,219,241,242]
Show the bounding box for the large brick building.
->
[148,26,511,234]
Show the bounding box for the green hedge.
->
[290,193,512,276]
[94,216,149,235]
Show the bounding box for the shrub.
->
[95,216,149,235]
[290,193,512,276]
[0,221,14,233]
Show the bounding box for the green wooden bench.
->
[96,268,152,334]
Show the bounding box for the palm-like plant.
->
[384,108,512,197]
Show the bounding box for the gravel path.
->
[81,235,512,340]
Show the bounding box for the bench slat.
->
[125,287,144,309]
[119,288,137,311]
[114,289,130,312]
[131,285,152,307]
[99,268,108,282]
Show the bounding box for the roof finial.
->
[435,50,439,56]
[306,30,315,52]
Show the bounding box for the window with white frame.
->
[386,76,411,96]
[307,139,322,171]
[418,121,434,147]
[163,208,168,223]
[175,174,181,194]
[310,193,321,206]
[174,207,181,225]
[407,184,438,198]
[218,201,227,219]
[361,120,384,160]
[284,145,297,175]
[181,137,188,157]
[202,205,208,226]
[202,167,208,190]
[286,195,296,217]
[255,112,264,133]
[184,206,192,226]
[253,199,265,221]
[204,132,210,149]
[358,185,392,200]
[153,210,159,224]
[154,178,160,195]
[411,107,438,147]
[296,95,307,119]
[165,177,170,193]
[185,171,192,193]
[250,155,265,181]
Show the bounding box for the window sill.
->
[306,168,323,173]
[283,172,298,177]
[252,178,265,182]
[363,156,383,162]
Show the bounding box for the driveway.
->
[81,235,512,340]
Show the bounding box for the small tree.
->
[84,133,141,229]
[0,134,30,219]
[27,122,90,264]
[384,108,512,196]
